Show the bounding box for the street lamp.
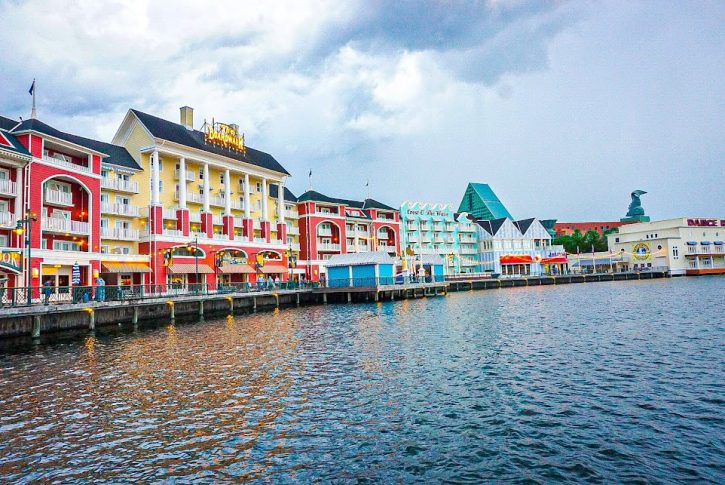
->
[15,210,37,305]
[187,235,199,294]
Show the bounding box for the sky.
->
[0,0,722,221]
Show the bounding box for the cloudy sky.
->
[1,0,722,221]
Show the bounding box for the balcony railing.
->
[209,195,225,207]
[289,242,301,251]
[44,189,73,206]
[0,179,17,197]
[162,208,178,219]
[211,233,228,241]
[287,226,299,235]
[284,209,298,218]
[0,212,16,227]
[174,169,196,182]
[190,212,202,223]
[234,216,245,228]
[318,243,341,252]
[253,219,261,230]
[175,192,204,204]
[101,177,139,193]
[101,227,140,241]
[315,211,340,217]
[101,202,140,217]
[191,231,206,240]
[212,215,223,225]
[163,228,184,237]
[42,155,91,173]
[317,228,333,237]
[253,237,268,244]
[42,217,89,234]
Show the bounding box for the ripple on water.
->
[0,277,723,483]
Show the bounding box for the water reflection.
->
[0,277,723,482]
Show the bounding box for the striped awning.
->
[259,263,287,274]
[219,264,255,274]
[167,263,215,274]
[102,262,151,273]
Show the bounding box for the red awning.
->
[499,255,534,264]
[219,264,255,274]
[259,263,287,274]
[541,256,568,264]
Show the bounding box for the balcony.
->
[212,215,223,225]
[211,233,228,241]
[406,222,417,230]
[253,219,261,230]
[407,235,419,243]
[163,228,184,237]
[318,242,341,252]
[229,200,244,211]
[190,212,202,223]
[101,177,139,193]
[290,242,301,251]
[42,217,89,235]
[45,189,73,207]
[101,227,140,241]
[162,208,178,219]
[287,226,299,235]
[285,209,299,218]
[460,245,477,254]
[459,223,476,232]
[0,212,16,227]
[174,169,196,182]
[175,192,204,204]
[208,195,225,207]
[234,216,245,228]
[433,224,444,232]
[101,202,140,217]
[420,223,431,231]
[253,237,268,244]
[317,228,333,237]
[42,155,91,173]
[0,179,17,197]
[191,231,206,240]
[315,210,340,217]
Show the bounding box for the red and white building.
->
[296,190,400,281]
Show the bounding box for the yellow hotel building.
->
[111,106,299,289]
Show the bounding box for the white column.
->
[224,169,231,214]
[178,157,187,209]
[202,163,210,212]
[277,181,285,224]
[151,150,159,206]
[14,167,23,220]
[261,178,268,221]
[244,173,251,218]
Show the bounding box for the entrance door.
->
[58,275,69,292]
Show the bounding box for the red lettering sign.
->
[687,218,719,227]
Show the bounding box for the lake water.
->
[1,277,723,483]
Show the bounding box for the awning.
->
[219,263,255,274]
[259,263,288,274]
[700,241,711,245]
[167,263,215,274]
[500,255,534,264]
[101,262,151,273]
[687,241,697,245]
[714,241,724,245]
[541,256,568,264]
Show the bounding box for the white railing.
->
[190,212,202,223]
[191,231,206,240]
[0,179,17,196]
[0,212,16,227]
[163,208,178,219]
[209,195,225,207]
[234,216,245,228]
[42,217,89,234]
[287,226,299,235]
[459,223,476,232]
[174,169,196,182]
[285,209,298,218]
[407,236,419,243]
[45,189,73,206]
[101,202,140,217]
[163,228,183,237]
[318,243,341,251]
[176,192,205,204]
[101,227,140,240]
[101,177,139,193]
[253,219,261,230]
[317,228,332,237]
[229,200,244,210]
[212,215,223,225]
[290,242,301,251]
[420,224,430,230]
[460,246,477,254]
[406,223,417,230]
[212,233,228,241]
[433,224,444,231]
[42,155,91,173]
[315,211,340,217]
[253,237,267,244]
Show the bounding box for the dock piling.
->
[199,301,204,317]
[32,316,41,338]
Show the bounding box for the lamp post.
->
[187,235,199,294]
[15,210,37,305]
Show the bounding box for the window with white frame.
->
[0,234,7,247]
[220,173,225,185]
[53,241,80,251]
[101,245,109,254]
[255,182,262,192]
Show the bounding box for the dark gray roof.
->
[131,109,289,175]
[12,118,140,170]
[476,217,507,236]
[268,183,297,202]
[0,115,21,131]
[0,128,31,158]
[514,218,536,235]
[297,190,397,212]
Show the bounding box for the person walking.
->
[42,279,52,305]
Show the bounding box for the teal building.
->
[458,183,513,220]
[399,201,480,275]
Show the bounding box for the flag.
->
[308,170,312,178]
[28,80,35,95]
[365,180,369,187]
[71,262,81,285]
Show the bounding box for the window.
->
[115,220,130,230]
[159,181,164,193]
[256,182,262,192]
[615,237,620,243]
[0,234,7,247]
[116,196,130,206]
[158,159,162,171]
[52,209,70,220]
[53,241,80,251]
[101,169,108,178]
[100,245,109,254]
[672,246,679,259]
[0,200,7,213]
[239,196,245,207]
[100,218,108,228]
[113,246,131,255]
[199,168,204,180]
[220,173,225,185]
[256,200,262,210]
[199,186,204,196]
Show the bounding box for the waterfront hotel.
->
[399,201,479,275]
[608,217,725,276]
[295,191,400,282]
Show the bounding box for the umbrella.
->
[71,262,81,285]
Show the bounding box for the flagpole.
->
[30,79,37,119]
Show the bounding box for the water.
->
[1,277,723,483]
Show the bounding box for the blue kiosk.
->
[326,252,396,287]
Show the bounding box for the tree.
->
[553,228,618,254]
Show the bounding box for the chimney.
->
[180,106,194,129]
